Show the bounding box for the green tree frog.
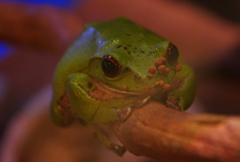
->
[50,17,195,155]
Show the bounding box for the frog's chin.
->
[90,78,153,108]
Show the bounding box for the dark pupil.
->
[102,56,120,78]
[166,43,179,64]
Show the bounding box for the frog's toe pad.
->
[113,145,126,156]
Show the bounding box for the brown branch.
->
[0,3,83,52]
[112,101,240,162]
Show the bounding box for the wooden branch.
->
[0,3,83,51]
[112,101,240,162]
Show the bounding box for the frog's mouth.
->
[89,78,161,101]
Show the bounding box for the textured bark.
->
[112,101,240,162]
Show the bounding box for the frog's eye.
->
[102,55,121,78]
[166,43,179,64]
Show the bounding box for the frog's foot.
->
[104,141,126,156]
[88,124,126,156]
[166,64,196,111]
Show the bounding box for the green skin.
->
[51,18,195,126]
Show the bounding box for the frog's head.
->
[87,40,181,97]
[50,18,194,126]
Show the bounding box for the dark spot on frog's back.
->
[126,34,131,36]
[116,45,122,49]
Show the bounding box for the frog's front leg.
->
[166,64,196,111]
[50,73,101,126]
[66,72,136,124]
[65,73,126,155]
[65,73,102,122]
